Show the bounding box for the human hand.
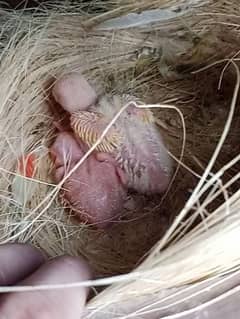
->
[0,243,91,319]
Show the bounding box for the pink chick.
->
[52,72,98,113]
[49,132,127,228]
[70,94,173,195]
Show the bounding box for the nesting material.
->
[0,0,240,317]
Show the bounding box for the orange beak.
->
[17,153,36,178]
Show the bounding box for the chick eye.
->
[49,151,57,162]
[126,103,137,116]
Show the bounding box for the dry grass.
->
[0,0,240,317]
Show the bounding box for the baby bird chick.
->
[52,73,172,195]
[49,132,127,228]
[70,94,172,194]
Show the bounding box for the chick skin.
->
[49,132,127,228]
[52,72,97,113]
[70,94,172,194]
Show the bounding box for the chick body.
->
[71,94,172,194]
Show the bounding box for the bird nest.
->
[1,0,240,316]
